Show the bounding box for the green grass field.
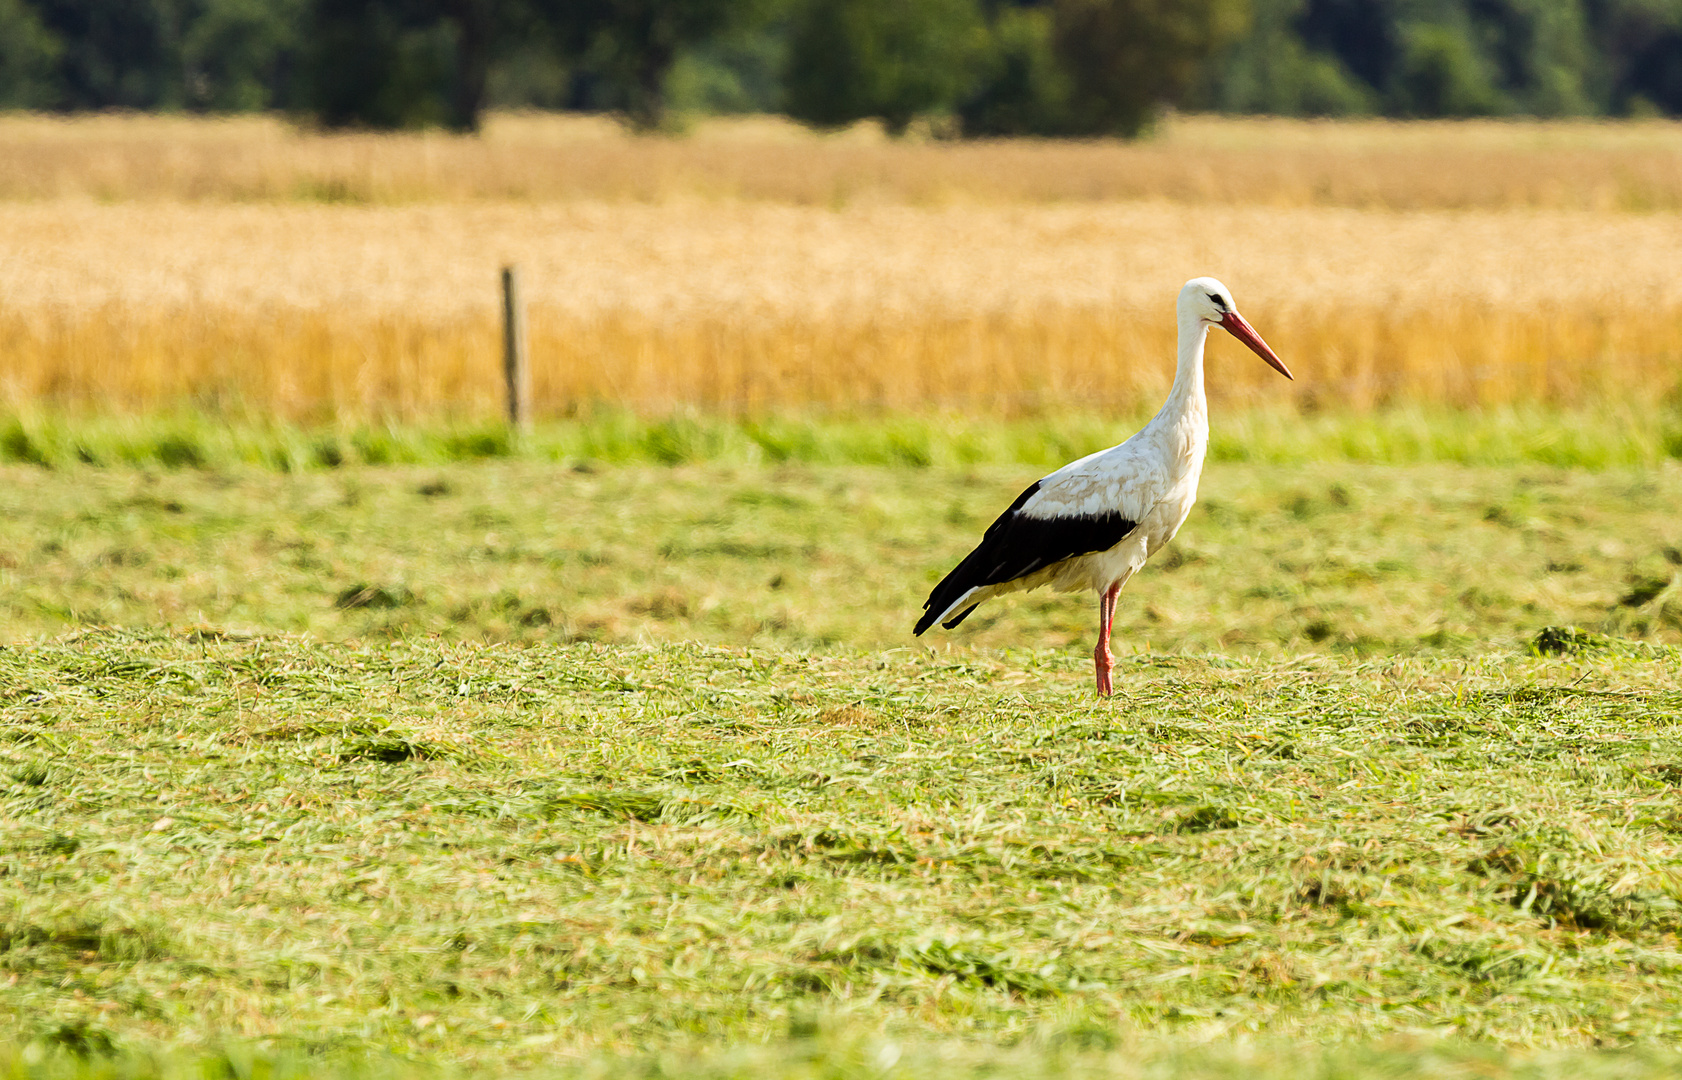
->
[0,415,1677,653]
[3,412,1682,1079]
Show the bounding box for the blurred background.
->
[3,0,1682,131]
[4,1,1682,435]
[0,2,1677,675]
[4,0,1682,132]
[5,0,1682,422]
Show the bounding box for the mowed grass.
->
[2,452,1682,1077]
[6,630,1682,1077]
[0,438,1678,651]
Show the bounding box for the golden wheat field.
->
[2,111,1682,419]
[10,111,1682,208]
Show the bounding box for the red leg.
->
[1093,582,1121,697]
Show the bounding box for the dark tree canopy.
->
[1295,0,1398,92]
[28,0,187,109]
[783,0,982,133]
[0,0,62,108]
[538,0,777,129]
[959,5,1071,135]
[1052,0,1250,135]
[305,0,460,128]
[1,0,1681,129]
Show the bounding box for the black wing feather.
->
[914,480,1138,635]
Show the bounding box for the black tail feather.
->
[915,557,984,635]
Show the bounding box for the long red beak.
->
[1220,311,1293,380]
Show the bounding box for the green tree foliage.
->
[665,22,787,114]
[304,0,533,131]
[1391,20,1502,115]
[1467,0,1593,115]
[1051,0,1252,135]
[2,0,1681,128]
[26,0,189,109]
[958,5,1072,135]
[4,0,308,112]
[0,0,61,107]
[184,0,305,111]
[783,0,984,134]
[537,0,783,130]
[304,0,463,128]
[1198,0,1373,115]
[1280,0,1606,117]
[1587,0,1682,114]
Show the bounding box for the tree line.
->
[1,0,1679,135]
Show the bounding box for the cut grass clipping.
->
[4,632,1682,1077]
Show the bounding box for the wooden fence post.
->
[501,265,530,432]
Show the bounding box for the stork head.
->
[1180,277,1293,380]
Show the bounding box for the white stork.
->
[914,277,1293,696]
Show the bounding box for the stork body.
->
[914,278,1292,696]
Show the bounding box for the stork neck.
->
[1163,313,1209,419]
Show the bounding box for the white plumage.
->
[915,277,1293,696]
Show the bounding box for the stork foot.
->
[1093,644,1115,698]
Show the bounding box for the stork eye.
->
[1207,293,1227,310]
